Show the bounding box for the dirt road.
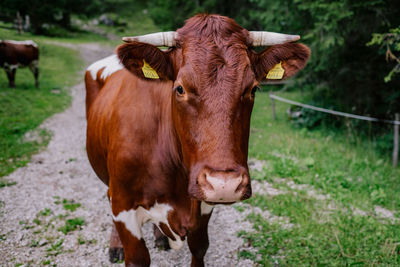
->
[0,43,255,267]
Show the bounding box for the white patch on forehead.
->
[112,202,184,249]
[3,40,38,48]
[87,54,123,80]
[201,201,214,215]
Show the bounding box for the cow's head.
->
[117,14,310,203]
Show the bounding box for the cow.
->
[85,14,310,267]
[0,40,39,88]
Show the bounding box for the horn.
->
[122,31,177,47]
[249,31,300,46]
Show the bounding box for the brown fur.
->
[117,42,175,80]
[85,14,310,266]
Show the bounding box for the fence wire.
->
[269,94,400,125]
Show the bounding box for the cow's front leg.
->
[109,223,124,263]
[113,220,150,267]
[112,202,150,267]
[188,204,213,267]
[5,68,16,88]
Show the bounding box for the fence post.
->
[393,113,399,167]
[270,92,277,120]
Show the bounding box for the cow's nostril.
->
[197,171,213,190]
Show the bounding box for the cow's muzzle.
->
[190,167,252,203]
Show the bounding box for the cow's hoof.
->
[155,235,170,251]
[109,247,124,263]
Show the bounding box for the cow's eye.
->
[175,85,185,96]
[251,86,260,97]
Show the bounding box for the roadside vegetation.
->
[239,89,400,266]
[13,197,90,266]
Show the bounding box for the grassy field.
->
[239,89,400,266]
[0,28,85,178]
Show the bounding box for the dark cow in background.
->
[85,14,310,267]
[0,40,39,88]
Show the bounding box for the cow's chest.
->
[112,202,185,250]
[112,201,214,250]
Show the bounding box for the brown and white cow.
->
[85,14,310,266]
[0,40,39,88]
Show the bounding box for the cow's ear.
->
[250,43,310,81]
[117,42,175,81]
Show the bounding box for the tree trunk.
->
[60,12,71,29]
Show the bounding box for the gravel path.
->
[0,43,255,267]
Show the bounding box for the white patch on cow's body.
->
[87,54,123,80]
[29,60,39,67]
[29,60,39,72]
[3,60,37,71]
[112,208,142,239]
[201,201,214,215]
[3,62,19,70]
[167,233,185,250]
[2,40,38,48]
[112,202,185,250]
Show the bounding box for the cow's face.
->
[118,15,310,203]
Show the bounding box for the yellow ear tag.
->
[266,61,285,80]
[142,60,159,79]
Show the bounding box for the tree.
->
[368,26,400,82]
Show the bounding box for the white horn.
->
[122,31,177,47]
[249,31,300,46]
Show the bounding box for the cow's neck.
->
[146,80,188,193]
[147,80,202,230]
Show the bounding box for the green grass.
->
[242,89,400,266]
[46,238,64,256]
[58,217,85,234]
[0,28,84,177]
[58,199,81,212]
[38,208,53,217]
